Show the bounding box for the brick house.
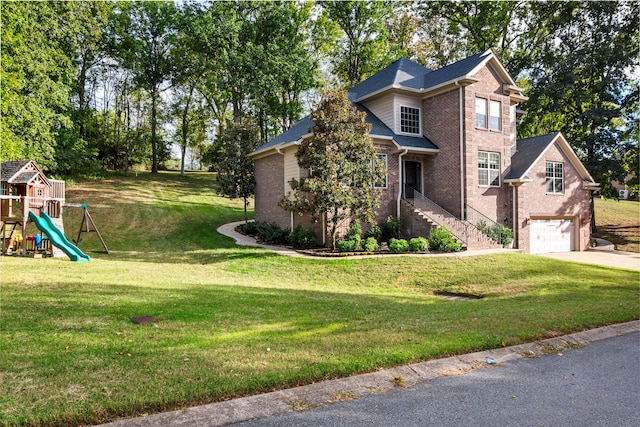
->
[249,50,599,254]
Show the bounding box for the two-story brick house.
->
[249,50,599,254]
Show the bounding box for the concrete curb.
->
[98,320,640,427]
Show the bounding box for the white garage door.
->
[530,219,575,254]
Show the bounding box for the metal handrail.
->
[404,185,469,245]
[465,205,502,244]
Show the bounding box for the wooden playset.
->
[1,160,108,259]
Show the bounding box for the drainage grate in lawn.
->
[433,291,485,301]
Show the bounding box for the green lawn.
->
[1,172,638,427]
[594,197,640,253]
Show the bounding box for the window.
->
[546,161,564,194]
[475,98,487,128]
[36,189,43,197]
[374,154,388,188]
[489,100,501,131]
[478,151,500,187]
[400,106,421,134]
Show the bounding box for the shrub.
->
[409,237,429,252]
[239,221,260,236]
[388,238,409,253]
[380,216,401,242]
[290,225,317,249]
[336,219,363,252]
[428,226,462,252]
[365,225,382,243]
[336,238,358,252]
[363,236,379,252]
[256,222,290,245]
[476,220,513,248]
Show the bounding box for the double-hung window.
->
[475,98,487,128]
[476,98,502,131]
[478,151,500,187]
[374,154,388,188]
[489,100,501,131]
[400,106,421,135]
[546,161,564,194]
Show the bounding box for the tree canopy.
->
[280,89,385,248]
[0,0,636,197]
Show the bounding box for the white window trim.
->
[398,105,421,136]
[478,151,501,187]
[489,100,502,131]
[546,161,564,194]
[475,97,488,129]
[374,153,388,189]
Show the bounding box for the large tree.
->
[318,1,398,87]
[280,90,385,249]
[1,1,79,169]
[215,121,260,221]
[519,1,639,197]
[109,1,177,173]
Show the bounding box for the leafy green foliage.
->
[290,225,317,250]
[409,237,429,252]
[476,220,513,248]
[365,225,382,244]
[380,216,402,242]
[363,236,379,252]
[388,238,410,253]
[216,121,260,220]
[279,89,385,249]
[243,221,290,245]
[429,226,462,252]
[337,219,363,252]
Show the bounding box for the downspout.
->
[455,81,465,220]
[397,149,408,218]
[511,184,517,248]
[275,144,294,231]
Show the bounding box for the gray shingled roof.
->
[349,51,491,101]
[252,103,438,155]
[0,160,30,182]
[505,133,561,180]
[253,51,497,156]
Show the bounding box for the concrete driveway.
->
[539,248,640,271]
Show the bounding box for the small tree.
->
[216,121,260,221]
[280,89,385,249]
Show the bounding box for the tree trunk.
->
[151,89,158,173]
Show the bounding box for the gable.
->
[0,160,50,186]
[505,132,597,187]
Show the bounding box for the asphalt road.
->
[233,331,640,427]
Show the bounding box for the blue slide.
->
[29,211,90,262]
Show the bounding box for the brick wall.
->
[515,143,593,252]
[422,89,463,217]
[254,154,290,228]
[463,65,515,227]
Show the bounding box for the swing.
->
[65,203,110,254]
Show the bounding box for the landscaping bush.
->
[388,238,409,253]
[290,225,317,249]
[363,236,379,252]
[380,216,401,242]
[239,221,260,236]
[409,237,429,252]
[256,222,290,245]
[365,225,382,243]
[476,220,513,247]
[428,226,462,252]
[336,219,363,252]
[336,238,358,252]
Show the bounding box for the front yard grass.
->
[0,172,638,426]
[594,197,640,252]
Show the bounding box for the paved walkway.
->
[219,221,640,270]
[98,321,640,427]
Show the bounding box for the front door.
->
[404,161,421,198]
